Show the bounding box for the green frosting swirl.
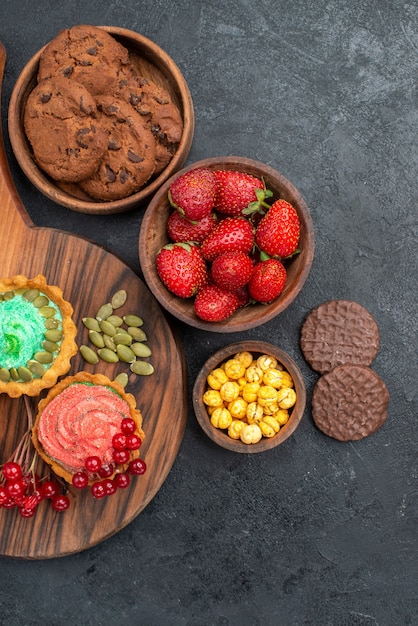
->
[0,295,59,369]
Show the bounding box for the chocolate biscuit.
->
[24,77,108,183]
[79,96,156,201]
[311,364,389,441]
[300,299,380,374]
[38,25,133,95]
[114,76,183,173]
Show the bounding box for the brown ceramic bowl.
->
[139,156,315,332]
[7,26,194,214]
[192,341,306,453]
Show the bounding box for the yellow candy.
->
[228,419,245,439]
[257,385,278,407]
[240,423,262,444]
[203,389,224,408]
[227,397,248,419]
[207,367,229,390]
[220,381,241,403]
[273,409,289,425]
[280,371,294,388]
[262,368,284,389]
[242,382,260,403]
[246,401,264,424]
[234,351,254,368]
[277,387,297,409]
[210,407,233,430]
[257,354,278,371]
[245,364,264,383]
[223,358,246,380]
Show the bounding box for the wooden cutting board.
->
[0,43,188,559]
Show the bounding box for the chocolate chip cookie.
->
[24,77,108,183]
[38,25,133,95]
[79,96,156,201]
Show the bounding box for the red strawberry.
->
[210,251,254,291]
[255,199,300,259]
[200,217,255,262]
[168,167,217,221]
[248,258,287,303]
[156,242,208,298]
[213,170,268,216]
[194,284,239,322]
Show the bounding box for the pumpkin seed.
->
[3,291,14,301]
[0,367,11,382]
[44,329,63,343]
[96,303,113,321]
[38,306,56,318]
[113,332,133,346]
[42,340,59,353]
[82,317,101,332]
[28,360,45,377]
[23,289,40,302]
[130,360,154,376]
[123,314,143,328]
[45,317,60,330]
[18,366,32,382]
[10,367,20,380]
[14,288,27,296]
[103,334,116,351]
[114,372,129,388]
[99,319,117,337]
[80,345,99,364]
[33,295,49,308]
[127,327,147,342]
[107,315,124,327]
[116,344,136,363]
[131,342,152,358]
[111,290,127,309]
[89,330,105,348]
[34,351,53,364]
[98,348,119,363]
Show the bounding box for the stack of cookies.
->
[300,300,389,441]
[23,25,183,201]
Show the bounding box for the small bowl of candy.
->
[192,341,306,453]
[138,156,315,332]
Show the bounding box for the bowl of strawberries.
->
[138,156,315,332]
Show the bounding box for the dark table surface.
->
[0,1,417,625]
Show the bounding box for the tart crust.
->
[0,274,77,397]
[32,371,144,484]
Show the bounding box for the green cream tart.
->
[0,292,62,379]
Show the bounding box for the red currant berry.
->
[72,471,89,489]
[114,473,130,489]
[85,456,102,473]
[103,479,117,496]
[112,449,130,465]
[22,494,39,510]
[19,506,37,518]
[90,481,106,499]
[120,417,136,434]
[0,486,9,505]
[2,498,16,509]
[112,432,127,450]
[2,461,22,481]
[40,480,60,499]
[126,433,142,450]
[98,463,115,478]
[6,478,26,500]
[128,458,147,475]
[51,494,70,512]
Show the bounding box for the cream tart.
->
[0,274,77,397]
[32,371,144,484]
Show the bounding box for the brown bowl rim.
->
[192,340,306,453]
[7,25,195,214]
[138,156,315,332]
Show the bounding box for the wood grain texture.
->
[0,43,187,558]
